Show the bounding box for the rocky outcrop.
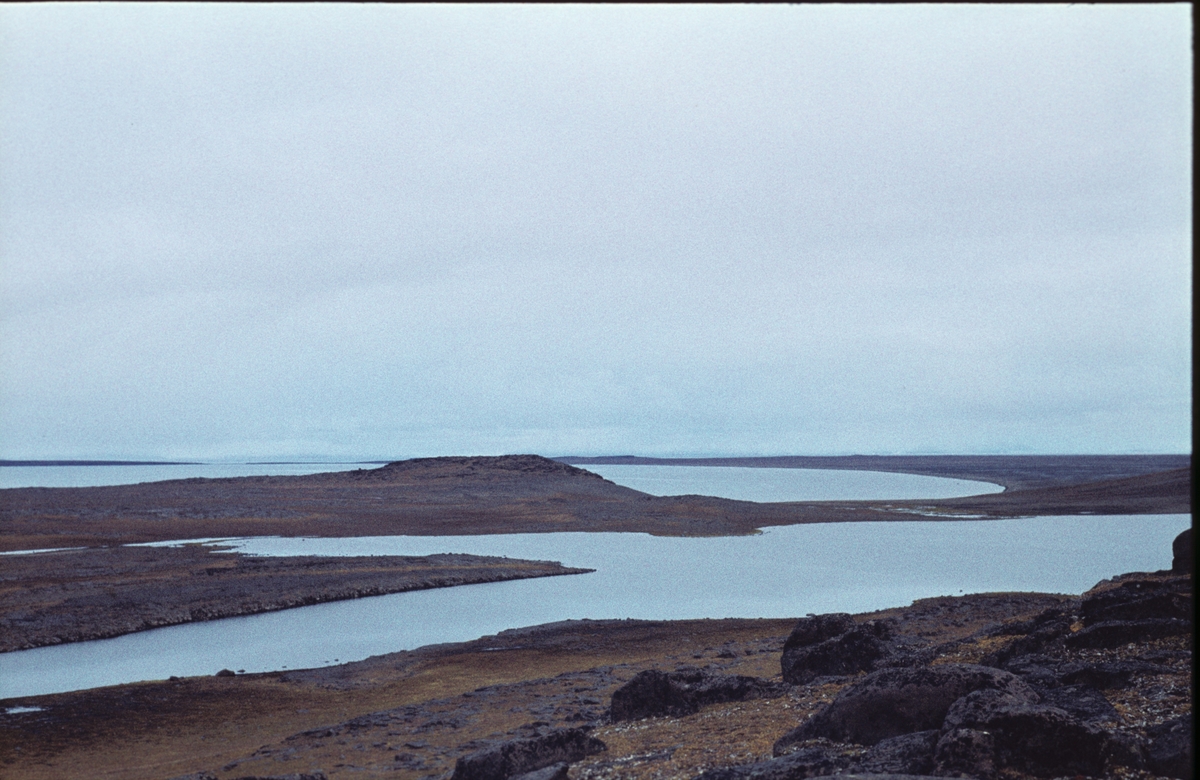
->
[450,727,606,780]
[780,616,897,685]
[762,552,1194,779]
[1147,714,1193,779]
[774,664,1034,750]
[609,669,788,722]
[1080,574,1192,624]
[1061,572,1194,650]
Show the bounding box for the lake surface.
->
[0,513,1187,700]
[580,464,1002,501]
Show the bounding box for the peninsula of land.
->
[0,544,591,653]
[0,453,1189,551]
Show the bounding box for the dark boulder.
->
[851,730,938,774]
[983,704,1110,776]
[982,618,1074,666]
[609,669,787,722]
[450,728,606,780]
[782,614,856,651]
[1146,714,1193,779]
[1172,528,1192,574]
[1036,684,1120,724]
[988,606,1076,637]
[781,622,894,685]
[774,664,1031,749]
[1080,576,1192,625]
[939,686,1116,775]
[1057,659,1175,689]
[1064,618,1192,649]
[933,728,996,778]
[995,654,1062,688]
[940,687,1041,732]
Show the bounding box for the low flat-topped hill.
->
[0,454,1189,550]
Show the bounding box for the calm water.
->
[0,513,1187,700]
[581,464,1002,501]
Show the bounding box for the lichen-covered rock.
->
[1064,618,1192,649]
[940,687,1040,732]
[1036,684,1120,724]
[1057,658,1175,689]
[609,669,787,722]
[1080,575,1192,624]
[781,622,894,685]
[450,728,606,780]
[782,614,857,651]
[1146,714,1193,780]
[775,664,1031,749]
[983,704,1110,776]
[933,728,996,778]
[852,730,939,774]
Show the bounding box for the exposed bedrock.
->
[780,615,899,685]
[753,545,1194,780]
[450,727,606,780]
[774,664,1034,750]
[608,668,789,722]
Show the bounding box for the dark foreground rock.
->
[1147,714,1193,779]
[774,664,1034,749]
[780,616,897,685]
[450,727,607,780]
[609,668,789,721]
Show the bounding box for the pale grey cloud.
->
[0,4,1191,460]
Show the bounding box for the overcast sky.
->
[0,4,1191,461]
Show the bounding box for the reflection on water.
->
[0,513,1186,700]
